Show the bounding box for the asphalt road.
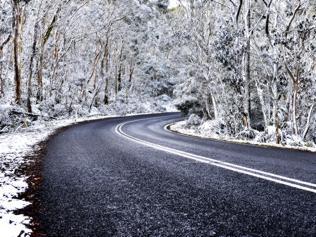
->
[37,113,316,237]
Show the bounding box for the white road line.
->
[162,124,316,188]
[115,119,316,194]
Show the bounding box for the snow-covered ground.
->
[1,132,42,237]
[0,107,176,237]
[0,115,112,237]
[170,120,316,153]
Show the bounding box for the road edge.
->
[18,112,175,237]
[165,121,316,153]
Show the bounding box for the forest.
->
[0,0,315,146]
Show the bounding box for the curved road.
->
[37,113,316,237]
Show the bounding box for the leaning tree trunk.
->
[36,8,60,102]
[0,35,11,97]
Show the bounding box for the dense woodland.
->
[0,0,315,145]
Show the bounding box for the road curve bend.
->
[37,113,316,237]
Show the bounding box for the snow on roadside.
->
[0,113,161,237]
[0,130,48,237]
[169,120,316,153]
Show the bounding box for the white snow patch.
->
[168,0,189,10]
[0,213,31,237]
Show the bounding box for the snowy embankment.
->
[0,110,175,237]
[0,131,43,237]
[169,118,316,153]
[0,115,113,237]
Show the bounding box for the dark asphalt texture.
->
[38,113,316,237]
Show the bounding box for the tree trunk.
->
[13,1,21,105]
[36,46,44,102]
[0,35,11,98]
[89,85,101,113]
[101,40,110,105]
[36,9,60,102]
[204,95,212,119]
[302,104,315,141]
[242,0,251,129]
[104,80,109,105]
[285,63,300,136]
[116,64,122,94]
[0,48,4,97]
[292,81,298,136]
[211,93,219,120]
[129,63,134,84]
[272,62,281,144]
[87,50,101,89]
[27,22,40,113]
[115,43,124,95]
[255,82,268,129]
[51,32,61,100]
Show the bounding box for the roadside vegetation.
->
[1,0,315,146]
[170,0,316,148]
